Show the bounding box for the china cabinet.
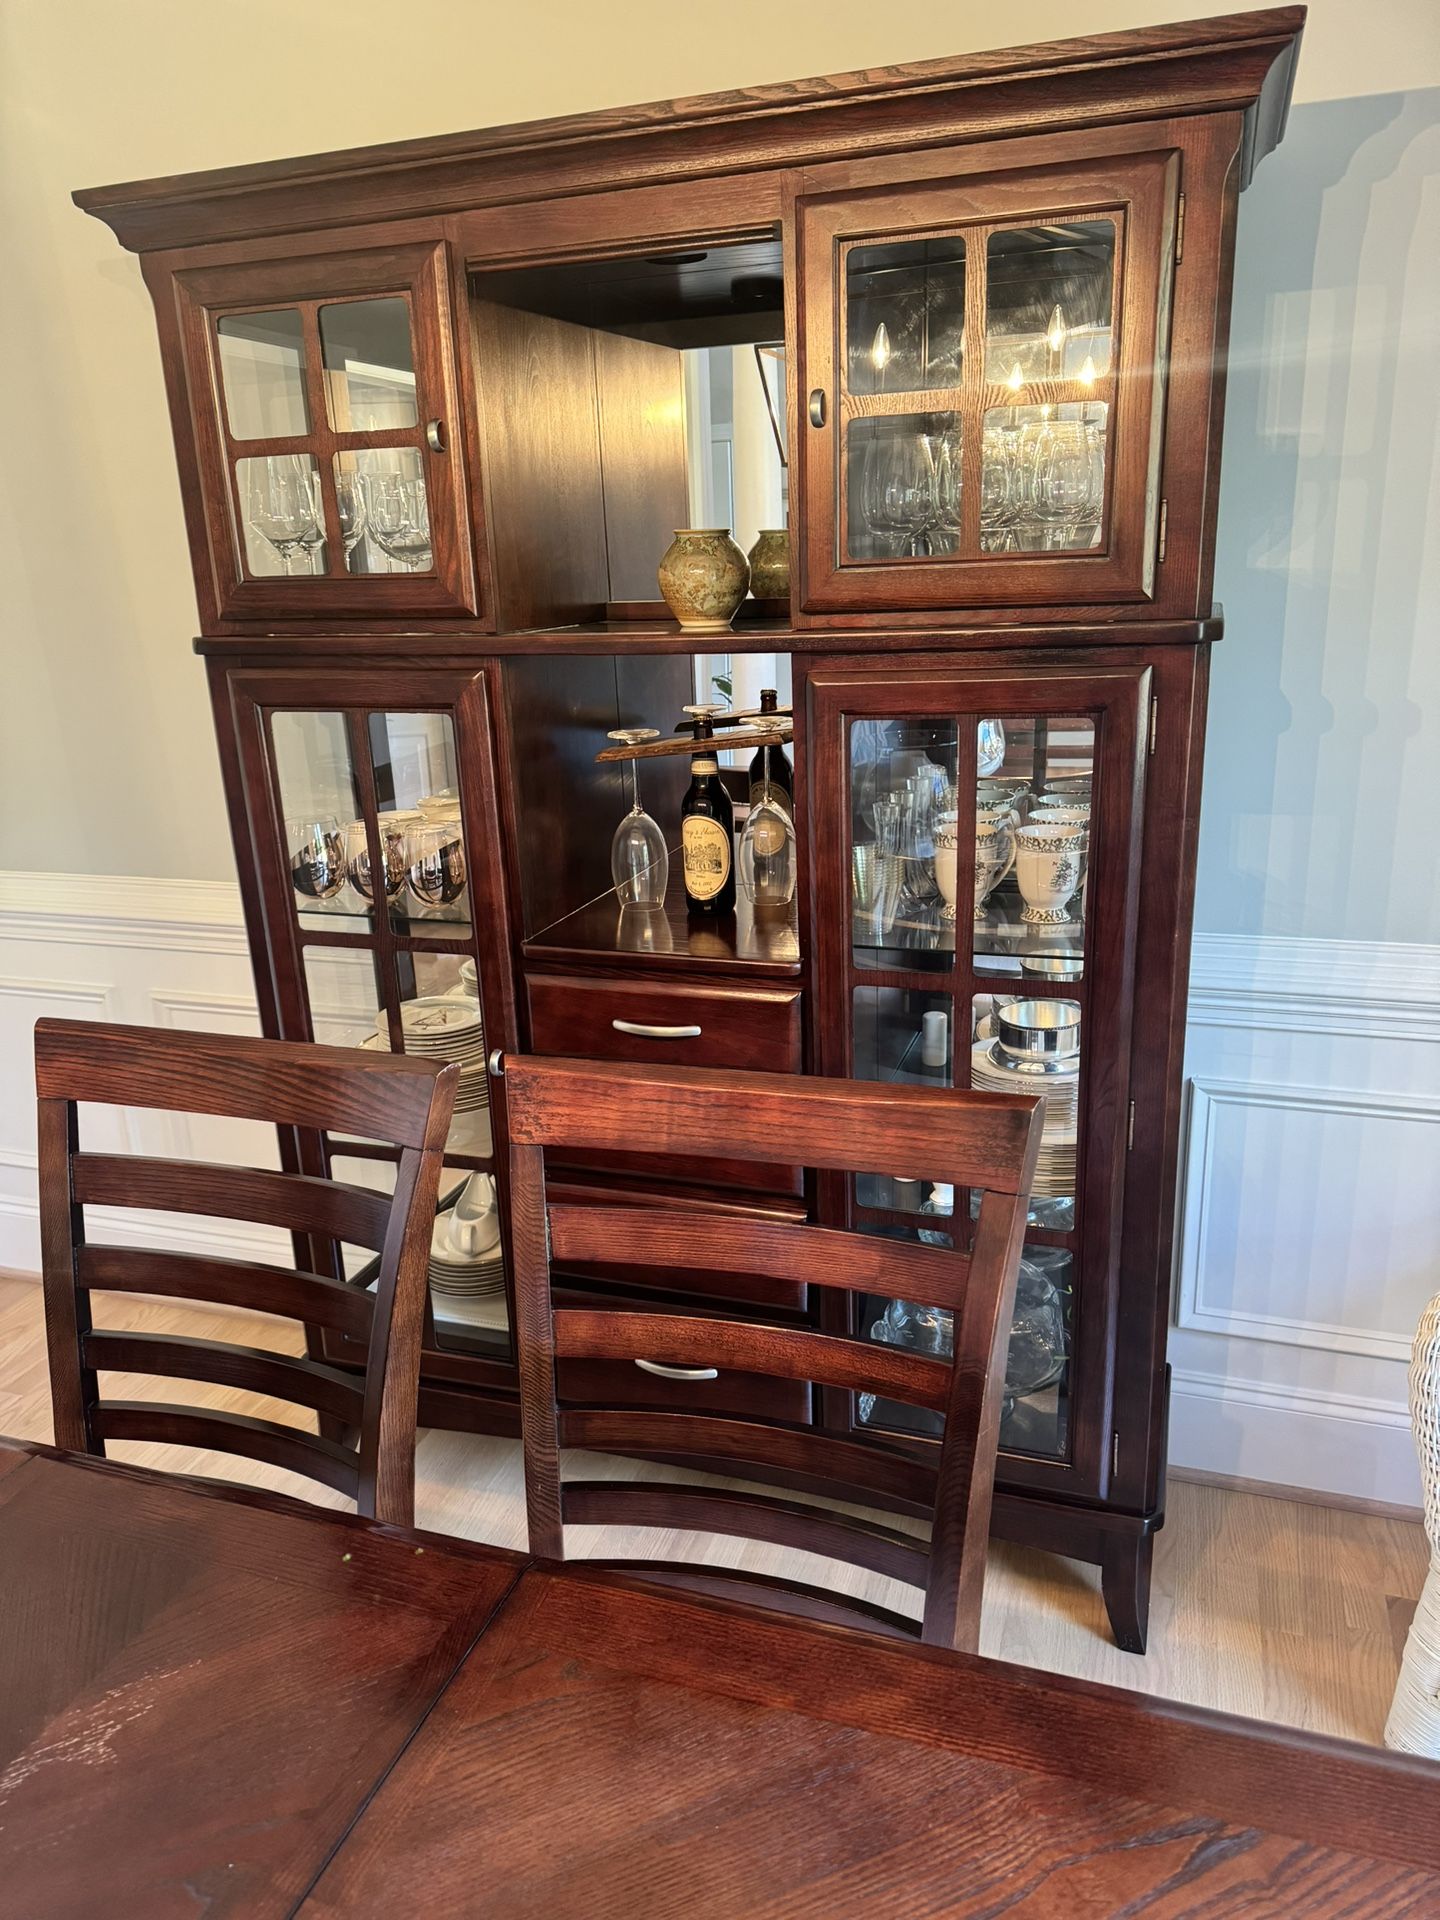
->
[79,8,1305,1650]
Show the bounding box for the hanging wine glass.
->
[361,470,432,571]
[738,720,796,907]
[287,817,346,904]
[607,729,669,907]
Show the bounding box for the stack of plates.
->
[427,1212,506,1299]
[971,1039,1077,1199]
[363,995,488,1113]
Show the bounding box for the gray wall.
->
[1201,89,1440,943]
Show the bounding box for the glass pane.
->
[852,985,953,1215]
[981,403,1107,554]
[272,711,368,934]
[845,414,960,563]
[850,716,960,969]
[845,236,966,395]
[236,453,327,578]
[370,712,469,939]
[984,220,1114,386]
[303,946,384,1050]
[343,448,431,575]
[216,309,309,440]
[976,717,1093,980]
[319,298,418,431]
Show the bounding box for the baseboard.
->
[1169,1464,1423,1526]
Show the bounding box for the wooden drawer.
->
[527,974,802,1070]
[526,973,804,1195]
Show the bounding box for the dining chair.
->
[506,1054,1043,1653]
[34,1017,458,1526]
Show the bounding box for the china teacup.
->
[974,826,1016,920]
[1014,823,1086,925]
[1036,805,1090,828]
[934,811,959,922]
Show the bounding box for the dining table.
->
[2,1435,1437,1918]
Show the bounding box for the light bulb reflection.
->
[1079,355,1097,388]
[1046,304,1068,356]
[1006,362,1024,392]
[870,322,892,374]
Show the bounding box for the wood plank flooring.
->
[0,1271,1425,1746]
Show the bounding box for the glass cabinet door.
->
[177,243,478,620]
[233,670,510,1366]
[810,665,1149,1496]
[797,149,1178,615]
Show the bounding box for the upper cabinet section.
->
[173,242,479,621]
[794,148,1178,617]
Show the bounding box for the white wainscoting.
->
[1,871,1436,1505]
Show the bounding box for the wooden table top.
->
[3,1438,1438,1919]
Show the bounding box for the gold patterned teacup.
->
[1015,823,1086,925]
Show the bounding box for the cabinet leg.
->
[1101,1530,1153,1654]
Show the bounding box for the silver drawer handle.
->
[611,1020,702,1039]
[635,1358,719,1381]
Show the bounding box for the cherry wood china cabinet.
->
[80,8,1305,1650]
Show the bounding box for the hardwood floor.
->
[1,1271,1424,1746]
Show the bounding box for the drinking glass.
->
[861,432,936,557]
[334,471,368,563]
[344,818,407,905]
[927,431,962,553]
[607,729,669,907]
[1031,422,1092,546]
[362,472,432,571]
[407,821,467,907]
[247,455,324,574]
[287,816,346,903]
[738,723,796,907]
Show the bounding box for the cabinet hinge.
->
[1149,695,1158,755]
[1127,1100,1136,1149]
[1112,1430,1121,1477]
[1176,192,1186,264]
[1157,498,1169,565]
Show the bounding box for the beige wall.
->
[1,0,1436,933]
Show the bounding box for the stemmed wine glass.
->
[287,817,346,905]
[247,455,324,574]
[738,719,796,907]
[362,471,432,571]
[607,729,669,907]
[861,432,936,557]
[334,471,368,566]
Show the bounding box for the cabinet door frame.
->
[175,243,479,622]
[806,658,1150,1502]
[795,149,1178,616]
[218,662,517,1366]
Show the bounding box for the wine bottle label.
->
[682,815,732,900]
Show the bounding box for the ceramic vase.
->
[657,529,749,633]
[747,528,790,600]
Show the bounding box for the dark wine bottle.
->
[681,718,736,916]
[747,688,793,813]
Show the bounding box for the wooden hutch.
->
[78,8,1305,1650]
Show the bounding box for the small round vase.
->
[657,529,749,634]
[747,528,790,600]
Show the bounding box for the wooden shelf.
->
[524,884,802,978]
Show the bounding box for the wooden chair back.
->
[506,1054,1042,1652]
[34,1017,458,1525]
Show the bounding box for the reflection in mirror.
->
[984,220,1115,385]
[217,308,309,440]
[845,236,966,394]
[318,297,418,430]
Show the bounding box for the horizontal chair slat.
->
[83,1330,366,1423]
[89,1402,361,1496]
[562,1481,931,1587]
[554,1308,953,1413]
[560,1409,935,1510]
[506,1056,1042,1192]
[72,1154,393,1252]
[78,1245,374,1341]
[35,1018,454,1151]
[549,1205,970,1308]
[590,1562,920,1640]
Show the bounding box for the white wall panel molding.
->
[0,871,247,955]
[1188,932,1440,1040]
